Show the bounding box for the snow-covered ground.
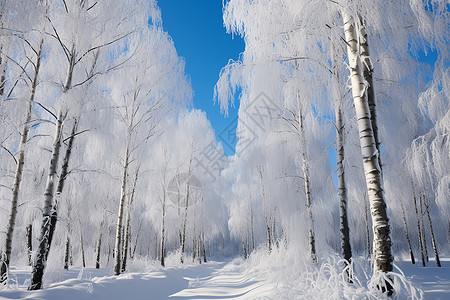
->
[397,259,450,300]
[0,260,271,300]
[0,256,449,299]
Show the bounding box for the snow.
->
[0,260,271,300]
[397,258,450,300]
[1,256,449,299]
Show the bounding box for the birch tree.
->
[29,110,65,290]
[341,10,393,292]
[1,36,44,284]
[331,41,352,265]
[29,0,156,289]
[121,166,140,272]
[158,147,171,267]
[0,0,48,283]
[110,25,191,274]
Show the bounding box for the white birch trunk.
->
[64,198,73,270]
[336,102,352,263]
[122,166,139,271]
[400,202,415,264]
[264,216,271,251]
[342,11,393,290]
[29,112,64,290]
[131,220,142,260]
[160,190,166,267]
[114,146,129,275]
[63,44,76,92]
[192,222,196,263]
[246,222,250,256]
[419,194,429,262]
[202,232,207,263]
[423,194,441,267]
[364,193,372,258]
[121,206,131,272]
[0,45,7,96]
[95,231,102,269]
[242,236,247,259]
[250,206,255,252]
[259,169,273,253]
[80,227,86,268]
[358,18,381,168]
[64,235,70,270]
[298,106,317,263]
[1,38,43,283]
[412,185,426,266]
[26,224,33,266]
[180,156,193,263]
[331,41,352,263]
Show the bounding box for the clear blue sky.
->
[157,2,441,158]
[158,1,244,156]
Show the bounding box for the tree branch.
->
[62,129,90,143]
[34,101,58,120]
[75,30,136,66]
[0,51,32,82]
[87,1,98,11]
[62,0,69,13]
[1,145,17,164]
[46,17,70,61]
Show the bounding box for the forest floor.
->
[0,257,449,299]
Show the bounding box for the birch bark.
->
[95,229,102,269]
[412,185,426,266]
[26,224,33,266]
[331,41,352,264]
[1,38,43,283]
[64,235,70,270]
[358,19,381,168]
[423,194,441,267]
[29,112,64,290]
[298,105,317,263]
[114,145,129,275]
[400,202,415,264]
[161,192,166,267]
[122,166,139,271]
[342,10,393,291]
[180,156,193,263]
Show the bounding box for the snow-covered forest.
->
[0,0,448,298]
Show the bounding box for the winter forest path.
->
[0,259,273,300]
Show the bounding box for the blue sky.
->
[157,1,443,158]
[158,1,244,156]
